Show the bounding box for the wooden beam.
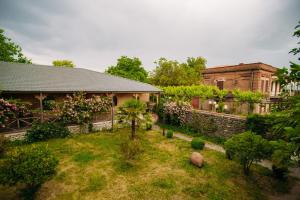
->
[111,93,114,131]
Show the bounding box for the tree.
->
[0,28,31,63]
[224,132,271,175]
[52,60,75,68]
[117,99,150,139]
[289,20,300,61]
[149,57,206,86]
[105,56,148,82]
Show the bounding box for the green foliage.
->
[0,135,8,157]
[166,130,173,138]
[106,56,148,82]
[58,92,111,126]
[52,60,75,67]
[269,140,294,180]
[0,98,32,128]
[0,145,58,187]
[117,99,149,139]
[150,57,206,86]
[191,137,205,150]
[224,132,271,175]
[289,20,300,60]
[0,28,31,63]
[120,139,143,160]
[246,114,274,138]
[25,122,70,143]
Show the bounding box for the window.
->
[261,80,265,92]
[265,80,269,93]
[216,80,224,90]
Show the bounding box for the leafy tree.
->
[117,99,150,139]
[105,56,148,82]
[52,60,75,68]
[289,20,300,60]
[0,145,58,196]
[150,57,206,86]
[224,132,271,175]
[269,140,294,179]
[0,28,31,63]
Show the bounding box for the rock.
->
[190,152,204,168]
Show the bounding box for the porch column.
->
[34,92,47,122]
[111,93,115,131]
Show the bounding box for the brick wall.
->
[185,110,246,138]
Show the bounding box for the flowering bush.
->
[0,98,31,128]
[163,101,192,125]
[58,92,111,125]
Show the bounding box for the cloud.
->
[0,0,299,71]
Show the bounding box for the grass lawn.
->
[0,129,289,200]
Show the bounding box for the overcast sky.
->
[0,0,299,72]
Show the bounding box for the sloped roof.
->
[203,62,278,74]
[0,62,161,93]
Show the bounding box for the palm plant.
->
[117,99,149,139]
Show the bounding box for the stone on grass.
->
[190,152,204,168]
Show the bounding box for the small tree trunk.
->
[131,119,136,139]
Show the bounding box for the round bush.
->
[166,130,173,138]
[191,138,205,150]
[26,122,70,143]
[0,145,58,187]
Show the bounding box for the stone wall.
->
[185,110,246,138]
[4,121,112,141]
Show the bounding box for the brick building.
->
[202,62,280,97]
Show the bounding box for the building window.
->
[216,80,224,90]
[261,80,265,92]
[265,80,269,93]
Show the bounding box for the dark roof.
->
[0,62,161,93]
[203,62,278,74]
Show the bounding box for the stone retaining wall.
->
[185,110,246,138]
[4,121,112,141]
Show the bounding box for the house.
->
[0,61,161,110]
[202,62,281,97]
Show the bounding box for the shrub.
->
[120,139,143,160]
[26,122,70,143]
[146,122,152,130]
[191,138,205,150]
[166,130,173,138]
[58,92,111,126]
[224,132,271,175]
[0,145,58,189]
[269,140,294,180]
[0,135,8,157]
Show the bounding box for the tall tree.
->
[52,60,75,68]
[0,28,31,63]
[105,56,148,82]
[150,57,206,86]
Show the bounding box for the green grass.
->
[157,122,226,145]
[0,129,290,200]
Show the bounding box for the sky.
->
[0,0,299,72]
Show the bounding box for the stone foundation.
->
[185,110,246,138]
[4,121,112,140]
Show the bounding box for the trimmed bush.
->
[26,122,70,143]
[146,123,152,130]
[191,138,205,150]
[0,145,58,188]
[166,130,173,138]
[120,139,143,160]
